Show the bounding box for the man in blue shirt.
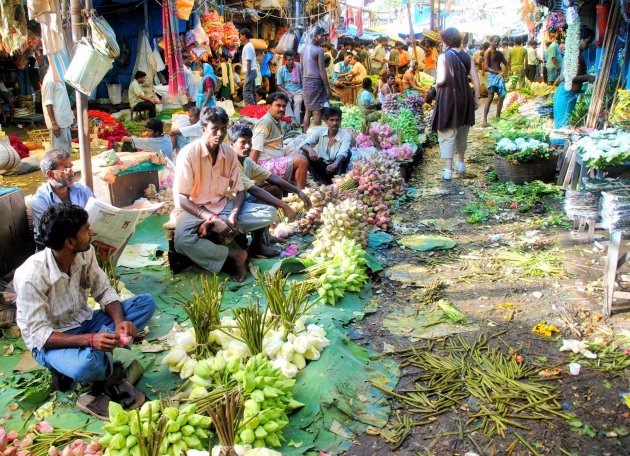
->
[30,149,94,251]
[276,50,303,126]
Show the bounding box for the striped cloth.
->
[162,0,187,99]
[47,30,73,83]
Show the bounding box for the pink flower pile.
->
[356,133,375,148]
[382,144,414,161]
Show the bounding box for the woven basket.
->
[494,154,557,184]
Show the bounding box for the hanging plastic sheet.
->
[132,30,157,87]
[153,39,166,72]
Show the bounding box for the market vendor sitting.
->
[129,71,157,119]
[174,107,278,282]
[332,52,353,86]
[402,61,425,97]
[121,118,173,161]
[14,203,156,416]
[300,106,352,185]
[346,54,368,85]
[228,124,312,221]
[251,92,309,188]
[30,148,95,252]
[357,77,379,111]
[169,106,202,152]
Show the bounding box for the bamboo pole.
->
[407,2,419,64]
[585,0,621,129]
[70,0,93,190]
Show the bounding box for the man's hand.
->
[91,333,120,352]
[326,161,339,174]
[298,190,312,210]
[52,123,61,138]
[151,98,158,104]
[116,321,137,339]
[281,203,297,222]
[227,211,238,231]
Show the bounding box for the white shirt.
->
[14,246,120,351]
[241,42,256,74]
[42,72,74,129]
[527,47,537,64]
[179,121,202,140]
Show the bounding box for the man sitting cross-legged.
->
[228,124,312,222]
[14,204,156,418]
[174,107,278,282]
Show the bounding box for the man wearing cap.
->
[300,26,332,131]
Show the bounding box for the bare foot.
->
[249,244,280,258]
[227,248,248,282]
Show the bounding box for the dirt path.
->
[345,120,630,455]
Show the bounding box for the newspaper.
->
[85,197,163,258]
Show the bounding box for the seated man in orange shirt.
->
[173,107,278,282]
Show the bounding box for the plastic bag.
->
[216,99,235,117]
[0,137,21,172]
[276,30,296,55]
[107,84,122,104]
[89,15,120,58]
[192,22,209,45]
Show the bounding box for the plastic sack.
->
[216,99,235,117]
[297,31,309,55]
[172,113,190,129]
[89,15,120,58]
[276,30,296,55]
[176,0,194,21]
[0,137,21,171]
[192,22,209,45]
[107,83,122,104]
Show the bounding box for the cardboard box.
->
[93,170,159,208]
[0,189,34,277]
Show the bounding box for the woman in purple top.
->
[300,26,332,131]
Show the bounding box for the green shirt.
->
[509,45,527,68]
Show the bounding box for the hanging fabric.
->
[153,39,166,72]
[329,8,339,42]
[162,0,187,99]
[47,29,74,82]
[27,0,64,55]
[132,30,157,84]
[356,7,363,36]
[344,5,351,29]
[0,0,28,55]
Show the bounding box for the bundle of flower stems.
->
[374,332,569,445]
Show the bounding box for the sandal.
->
[104,380,145,410]
[76,393,111,420]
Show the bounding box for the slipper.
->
[76,393,111,420]
[105,380,145,410]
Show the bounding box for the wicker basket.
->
[494,154,557,184]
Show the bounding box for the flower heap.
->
[340,105,365,134]
[355,133,375,148]
[239,105,291,123]
[383,144,414,161]
[9,136,29,158]
[163,315,329,382]
[343,155,406,230]
[88,110,129,148]
[505,91,529,109]
[495,137,553,164]
[368,122,398,150]
[284,184,342,235]
[577,128,630,169]
[201,11,225,49]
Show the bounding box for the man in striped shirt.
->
[14,204,156,404]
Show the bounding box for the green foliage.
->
[462,203,493,224]
[505,102,521,117]
[490,116,548,142]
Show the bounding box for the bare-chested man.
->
[402,61,425,97]
[482,38,508,127]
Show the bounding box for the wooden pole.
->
[407,2,418,63]
[70,0,92,190]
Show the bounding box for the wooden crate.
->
[93,170,159,208]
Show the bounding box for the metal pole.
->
[430,0,435,30]
[70,0,93,190]
[144,0,150,37]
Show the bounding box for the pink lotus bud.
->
[48,447,60,456]
[5,446,18,456]
[36,422,54,434]
[7,431,19,442]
